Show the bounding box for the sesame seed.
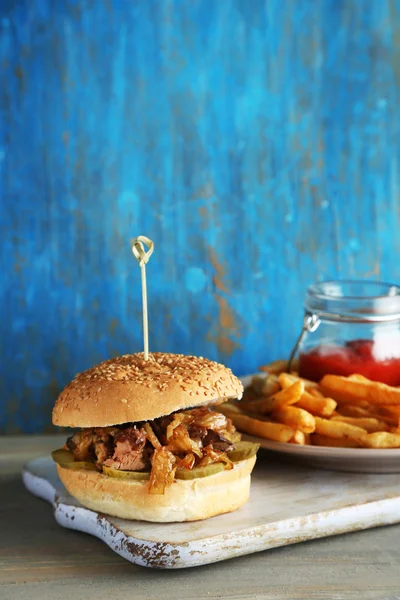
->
[60,352,242,415]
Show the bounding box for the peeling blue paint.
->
[1,0,400,433]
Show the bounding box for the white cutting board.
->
[22,455,400,569]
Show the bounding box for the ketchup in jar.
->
[294,281,400,385]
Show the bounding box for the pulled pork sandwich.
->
[51,352,259,522]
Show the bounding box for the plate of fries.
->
[218,360,400,473]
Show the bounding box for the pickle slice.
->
[175,463,225,480]
[51,448,97,471]
[102,465,150,480]
[52,448,74,464]
[227,441,260,462]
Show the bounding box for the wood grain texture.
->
[22,454,400,569]
[1,0,400,432]
[2,436,400,599]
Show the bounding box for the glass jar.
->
[293,280,400,385]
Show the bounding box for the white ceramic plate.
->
[240,374,400,474]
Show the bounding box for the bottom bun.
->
[57,456,257,522]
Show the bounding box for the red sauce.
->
[299,340,400,386]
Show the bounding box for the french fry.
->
[365,431,400,449]
[378,405,400,426]
[277,372,296,389]
[331,415,389,433]
[219,401,274,424]
[273,406,316,434]
[380,405,400,416]
[227,365,400,451]
[270,380,305,411]
[291,430,306,445]
[314,416,368,444]
[241,375,280,412]
[278,373,337,416]
[243,396,275,414]
[345,399,373,409]
[217,402,243,416]
[259,358,298,375]
[337,404,398,426]
[349,374,371,382]
[311,434,362,448]
[240,381,305,415]
[226,412,294,443]
[309,388,325,398]
[320,374,400,406]
[297,393,337,417]
[337,404,371,418]
[278,372,318,391]
[250,374,280,397]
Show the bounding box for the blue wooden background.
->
[1,0,400,433]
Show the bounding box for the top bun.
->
[52,352,243,428]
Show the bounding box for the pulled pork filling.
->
[66,407,239,494]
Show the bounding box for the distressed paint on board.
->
[23,456,400,568]
[1,0,400,433]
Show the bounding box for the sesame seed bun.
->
[52,352,243,428]
[56,455,256,522]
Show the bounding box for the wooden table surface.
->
[1,436,400,600]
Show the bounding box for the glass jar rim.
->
[305,280,400,321]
